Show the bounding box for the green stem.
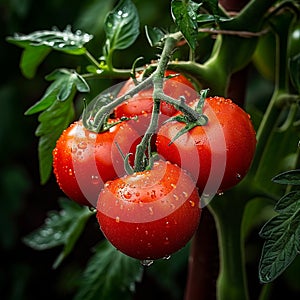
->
[84,50,101,68]
[134,32,183,171]
[249,10,296,176]
[209,194,249,300]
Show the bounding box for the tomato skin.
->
[53,120,141,206]
[96,160,201,260]
[114,70,197,134]
[156,97,256,194]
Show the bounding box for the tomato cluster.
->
[53,71,256,260]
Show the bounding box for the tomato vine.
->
[6,0,300,299]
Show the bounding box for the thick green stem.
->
[249,10,296,176]
[209,195,249,300]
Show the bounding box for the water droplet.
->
[115,216,120,223]
[173,194,179,201]
[189,200,195,207]
[217,191,224,196]
[164,237,170,245]
[163,255,171,260]
[54,232,62,239]
[91,175,100,185]
[78,141,87,149]
[149,207,154,215]
[140,259,154,267]
[71,145,77,153]
[182,191,188,198]
[147,242,152,248]
[145,230,149,235]
[68,168,73,176]
[170,203,176,210]
[123,191,132,199]
[236,173,242,180]
[170,183,176,189]
[150,190,156,199]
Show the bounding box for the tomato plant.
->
[156,96,257,193]
[96,160,200,261]
[5,0,300,300]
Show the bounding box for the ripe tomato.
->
[53,120,141,206]
[156,97,256,195]
[114,70,197,134]
[96,160,201,260]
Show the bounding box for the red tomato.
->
[53,120,141,206]
[156,97,256,196]
[114,70,197,134]
[96,160,201,260]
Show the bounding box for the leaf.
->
[23,198,93,268]
[7,26,93,55]
[103,0,140,58]
[74,240,143,300]
[35,89,75,184]
[171,0,200,51]
[145,26,166,47]
[20,45,51,79]
[259,192,300,283]
[201,0,220,17]
[272,169,300,185]
[25,69,89,115]
[289,53,300,93]
[275,191,300,212]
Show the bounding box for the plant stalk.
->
[209,195,249,300]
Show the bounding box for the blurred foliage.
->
[1,0,300,299]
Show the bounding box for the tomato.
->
[156,97,256,195]
[53,120,141,206]
[114,70,197,134]
[96,160,201,260]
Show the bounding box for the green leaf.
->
[23,198,93,268]
[259,192,300,283]
[103,0,140,58]
[25,69,89,115]
[272,169,300,185]
[74,240,143,300]
[35,90,75,184]
[289,53,300,93]
[145,26,166,47]
[7,26,93,55]
[171,0,200,51]
[24,69,90,183]
[20,45,51,79]
[275,191,300,212]
[201,0,220,17]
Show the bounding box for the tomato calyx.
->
[164,89,209,144]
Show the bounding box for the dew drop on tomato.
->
[140,259,154,267]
